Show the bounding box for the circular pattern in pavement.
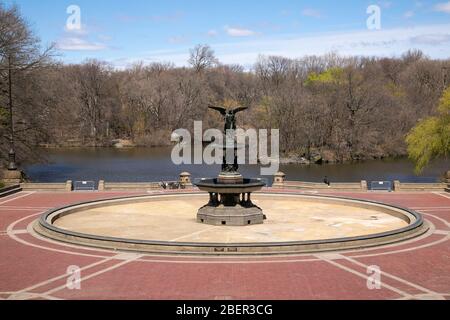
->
[35,193,427,255]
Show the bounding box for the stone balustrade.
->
[3,171,448,193]
[98,181,161,191]
[272,172,367,191]
[272,171,447,192]
[393,181,447,192]
[20,181,72,192]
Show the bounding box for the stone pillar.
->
[98,180,105,191]
[446,171,450,193]
[361,180,368,191]
[272,171,286,188]
[65,180,73,192]
[1,169,22,185]
[179,172,192,189]
[393,180,401,192]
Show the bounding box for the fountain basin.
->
[195,178,265,194]
[34,192,427,256]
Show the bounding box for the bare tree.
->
[70,60,119,146]
[188,44,218,73]
[0,3,54,167]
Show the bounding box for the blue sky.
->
[5,0,450,68]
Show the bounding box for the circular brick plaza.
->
[0,189,449,300]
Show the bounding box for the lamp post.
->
[443,66,449,90]
[7,55,17,171]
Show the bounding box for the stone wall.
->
[272,171,448,192]
[20,181,72,192]
[98,181,161,191]
[393,181,448,192]
[273,181,367,191]
[3,171,449,193]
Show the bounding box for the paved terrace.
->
[0,189,449,300]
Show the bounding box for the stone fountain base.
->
[217,172,244,184]
[197,195,265,226]
[195,177,266,226]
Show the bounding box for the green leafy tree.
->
[304,67,343,86]
[406,87,450,174]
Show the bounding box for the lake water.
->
[24,147,448,186]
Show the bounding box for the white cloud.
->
[63,24,89,36]
[207,29,218,37]
[106,24,450,69]
[224,26,258,37]
[301,8,322,18]
[378,1,392,9]
[404,11,415,18]
[108,52,189,70]
[168,35,187,44]
[214,24,450,65]
[58,23,109,51]
[149,12,184,23]
[57,37,108,51]
[434,1,450,13]
[97,34,113,42]
[410,34,450,45]
[117,12,184,23]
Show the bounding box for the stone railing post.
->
[98,180,105,191]
[360,180,368,191]
[445,171,450,193]
[179,172,192,189]
[65,180,73,192]
[273,172,286,189]
[1,168,23,185]
[393,180,401,192]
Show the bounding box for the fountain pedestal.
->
[195,177,266,226]
[217,172,243,184]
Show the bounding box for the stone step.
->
[0,184,22,198]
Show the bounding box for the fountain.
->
[33,106,428,256]
[195,106,266,226]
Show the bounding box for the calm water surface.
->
[24,147,449,186]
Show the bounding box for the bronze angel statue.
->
[208,104,248,173]
[208,105,248,132]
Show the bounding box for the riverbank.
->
[40,139,142,149]
[40,134,173,149]
[278,147,409,165]
[40,142,408,166]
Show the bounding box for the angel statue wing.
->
[208,105,227,115]
[231,106,248,114]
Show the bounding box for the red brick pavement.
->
[0,190,449,300]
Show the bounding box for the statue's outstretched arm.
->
[208,105,227,115]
